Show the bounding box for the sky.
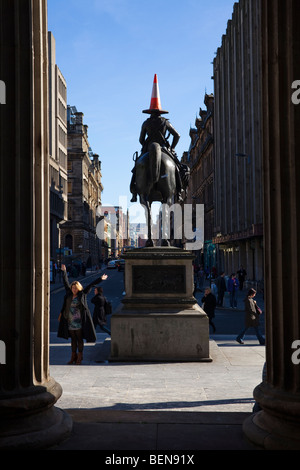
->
[47,0,235,221]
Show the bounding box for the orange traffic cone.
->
[143,74,169,115]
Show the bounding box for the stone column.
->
[243,0,300,450]
[0,0,72,449]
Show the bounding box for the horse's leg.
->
[161,202,170,247]
[142,199,153,247]
[146,203,154,247]
[158,155,176,247]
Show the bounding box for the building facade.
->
[48,32,68,260]
[100,206,127,259]
[60,107,103,268]
[182,94,215,270]
[212,0,263,282]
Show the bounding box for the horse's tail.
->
[148,142,161,184]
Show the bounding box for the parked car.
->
[107,260,117,269]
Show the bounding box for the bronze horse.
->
[134,142,187,247]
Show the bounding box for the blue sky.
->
[47,0,234,216]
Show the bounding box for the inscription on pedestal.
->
[132,265,186,294]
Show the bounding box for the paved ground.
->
[48,268,266,451]
[49,332,265,451]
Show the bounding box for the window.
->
[65,234,73,250]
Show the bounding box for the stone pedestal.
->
[110,247,210,362]
[0,0,72,449]
[243,0,300,450]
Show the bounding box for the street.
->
[195,286,265,337]
[50,268,265,339]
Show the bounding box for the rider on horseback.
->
[139,112,180,157]
[130,75,188,203]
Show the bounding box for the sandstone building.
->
[182,93,214,270]
[100,206,127,259]
[48,32,68,260]
[60,106,103,267]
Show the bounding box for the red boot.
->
[67,352,77,364]
[76,352,83,365]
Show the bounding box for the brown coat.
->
[244,297,260,328]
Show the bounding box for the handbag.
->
[104,299,112,316]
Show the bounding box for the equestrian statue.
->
[130,74,190,246]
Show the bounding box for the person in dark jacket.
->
[227,273,239,308]
[57,264,108,364]
[201,287,217,333]
[91,287,111,335]
[215,271,226,306]
[236,288,265,345]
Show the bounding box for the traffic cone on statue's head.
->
[143,74,169,114]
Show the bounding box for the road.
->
[50,269,265,338]
[194,287,265,337]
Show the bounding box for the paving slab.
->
[49,333,265,450]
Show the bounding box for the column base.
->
[0,406,72,450]
[0,377,73,450]
[243,411,300,450]
[243,383,300,450]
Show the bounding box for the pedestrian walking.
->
[57,264,108,364]
[236,288,265,345]
[201,287,217,333]
[198,266,205,291]
[237,265,247,290]
[81,261,87,276]
[215,271,226,306]
[91,286,111,335]
[228,273,239,308]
